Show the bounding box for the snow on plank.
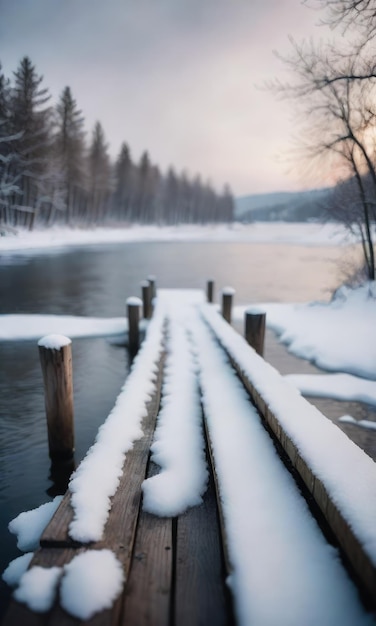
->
[200,303,376,601]
[67,303,165,543]
[192,314,371,626]
[142,313,208,517]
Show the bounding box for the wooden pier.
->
[2,286,376,625]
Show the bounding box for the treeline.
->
[0,56,234,231]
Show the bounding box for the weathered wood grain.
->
[175,469,233,626]
[202,418,232,581]
[221,292,233,324]
[38,342,74,460]
[127,300,141,358]
[121,462,172,626]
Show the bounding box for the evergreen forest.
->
[0,57,234,232]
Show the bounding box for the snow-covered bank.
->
[234,282,376,381]
[0,314,128,341]
[0,222,361,254]
[286,373,376,407]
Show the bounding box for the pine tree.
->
[0,62,23,229]
[88,121,110,224]
[163,167,180,224]
[113,142,134,222]
[9,56,52,226]
[134,151,155,223]
[54,86,85,224]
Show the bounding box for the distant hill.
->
[235,187,333,222]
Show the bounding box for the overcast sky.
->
[0,0,328,196]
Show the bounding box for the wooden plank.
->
[41,352,165,547]
[214,340,376,606]
[174,468,233,626]
[2,600,48,626]
[39,494,76,548]
[203,419,232,578]
[121,462,173,626]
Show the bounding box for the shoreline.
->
[0,222,360,254]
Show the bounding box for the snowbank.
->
[234,282,376,380]
[0,314,127,341]
[286,373,376,406]
[0,222,358,255]
[8,497,63,552]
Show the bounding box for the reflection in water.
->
[47,457,76,498]
[0,241,358,318]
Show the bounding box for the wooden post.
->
[147,275,156,315]
[127,297,142,357]
[221,287,235,324]
[38,335,74,460]
[244,311,266,356]
[148,275,156,300]
[207,280,215,303]
[141,280,152,319]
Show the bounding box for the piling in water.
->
[221,287,235,324]
[207,279,215,303]
[127,297,142,358]
[38,334,74,460]
[141,280,152,319]
[148,275,157,300]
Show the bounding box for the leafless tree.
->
[310,0,376,39]
[272,29,376,279]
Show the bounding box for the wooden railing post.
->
[38,334,74,460]
[244,311,266,356]
[221,287,235,324]
[127,297,142,358]
[207,280,215,303]
[141,280,152,319]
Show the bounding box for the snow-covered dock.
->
[3,290,376,626]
